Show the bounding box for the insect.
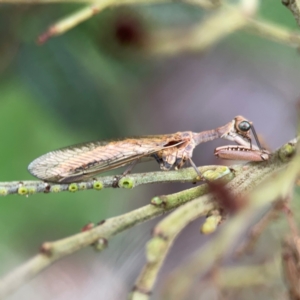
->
[28,116,269,183]
[214,145,270,161]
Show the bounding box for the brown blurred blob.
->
[208,180,247,214]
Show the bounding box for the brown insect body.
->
[28,133,197,183]
[28,116,260,183]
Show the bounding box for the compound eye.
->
[238,121,251,132]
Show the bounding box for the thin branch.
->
[3,0,298,52]
[0,138,297,299]
[1,0,299,51]
[34,0,244,44]
[35,0,300,53]
[131,190,217,297]
[246,18,300,47]
[130,138,298,298]
[0,168,233,299]
[146,8,300,55]
[145,5,251,55]
[0,165,229,196]
[38,0,253,45]
[36,0,219,43]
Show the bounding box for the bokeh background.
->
[1,0,300,299]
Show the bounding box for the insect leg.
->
[152,153,163,165]
[152,153,173,171]
[112,159,140,188]
[188,157,202,179]
[174,157,185,169]
[160,160,173,171]
[122,159,140,176]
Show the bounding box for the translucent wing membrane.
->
[28,136,185,183]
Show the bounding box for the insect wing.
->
[28,135,184,183]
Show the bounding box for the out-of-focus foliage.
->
[1,0,300,299]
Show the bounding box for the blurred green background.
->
[1,0,300,299]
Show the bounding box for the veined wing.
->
[28,134,185,183]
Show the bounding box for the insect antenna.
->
[250,124,262,150]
